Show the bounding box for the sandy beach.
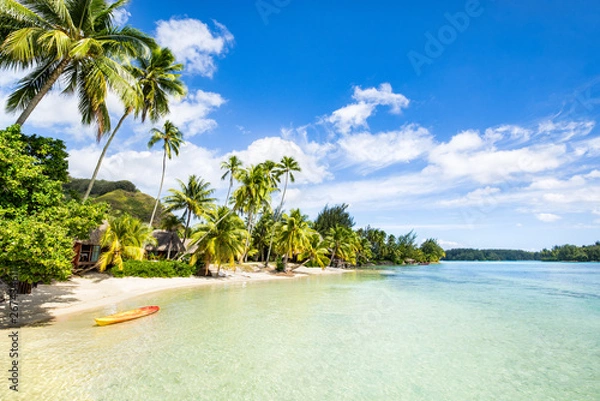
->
[0,266,350,327]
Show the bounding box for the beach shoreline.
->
[0,266,351,328]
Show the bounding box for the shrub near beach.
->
[111,260,196,278]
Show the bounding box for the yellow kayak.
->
[95,306,160,326]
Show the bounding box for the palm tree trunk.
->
[167,234,173,260]
[328,248,336,268]
[82,110,131,202]
[183,210,192,245]
[265,173,289,267]
[16,58,71,126]
[243,208,254,262]
[149,150,167,227]
[224,177,233,206]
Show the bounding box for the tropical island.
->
[0,0,597,325]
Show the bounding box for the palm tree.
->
[232,165,273,261]
[97,214,156,271]
[275,209,312,270]
[265,156,301,266]
[0,0,154,131]
[325,225,355,268]
[82,47,185,201]
[190,206,247,276]
[299,230,330,269]
[220,155,243,206]
[163,175,216,244]
[147,120,184,227]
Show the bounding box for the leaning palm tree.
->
[0,0,154,132]
[97,214,156,271]
[82,47,185,201]
[265,156,301,266]
[275,208,312,270]
[163,175,216,244]
[190,206,247,276]
[147,120,184,227]
[232,164,274,261]
[220,155,243,206]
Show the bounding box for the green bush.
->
[275,256,285,272]
[111,260,195,278]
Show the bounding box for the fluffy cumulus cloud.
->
[167,90,226,137]
[425,130,568,184]
[228,137,331,185]
[337,124,434,172]
[155,18,234,78]
[327,83,409,134]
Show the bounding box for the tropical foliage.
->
[190,206,247,276]
[97,214,156,271]
[0,125,106,287]
[163,175,216,243]
[111,260,194,278]
[0,0,154,132]
[82,47,185,201]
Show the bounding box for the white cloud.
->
[337,124,433,172]
[537,120,595,141]
[155,18,234,78]
[69,136,332,202]
[426,130,567,183]
[327,83,409,134]
[228,137,331,185]
[166,89,226,137]
[352,83,410,114]
[438,187,501,207]
[536,213,562,223]
[112,8,131,26]
[437,239,462,249]
[327,102,374,135]
[484,124,532,143]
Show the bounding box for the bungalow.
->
[145,230,185,260]
[72,222,106,272]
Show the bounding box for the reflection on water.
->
[1,262,599,400]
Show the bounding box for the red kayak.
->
[95,306,160,326]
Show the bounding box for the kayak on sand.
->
[95,306,160,326]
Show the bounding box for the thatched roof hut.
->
[146,230,185,259]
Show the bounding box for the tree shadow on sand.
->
[0,281,79,328]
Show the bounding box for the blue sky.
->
[1,0,599,250]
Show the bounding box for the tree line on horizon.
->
[444,244,600,262]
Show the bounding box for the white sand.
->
[0,266,349,327]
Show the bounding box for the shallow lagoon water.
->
[2,262,599,400]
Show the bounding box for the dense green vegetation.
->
[95,189,165,225]
[111,260,195,278]
[0,126,106,289]
[540,243,600,262]
[444,248,540,261]
[64,178,138,199]
[444,243,600,262]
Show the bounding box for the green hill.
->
[63,178,138,199]
[94,189,166,227]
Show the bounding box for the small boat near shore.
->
[95,306,160,326]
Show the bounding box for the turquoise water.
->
[1,262,599,400]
